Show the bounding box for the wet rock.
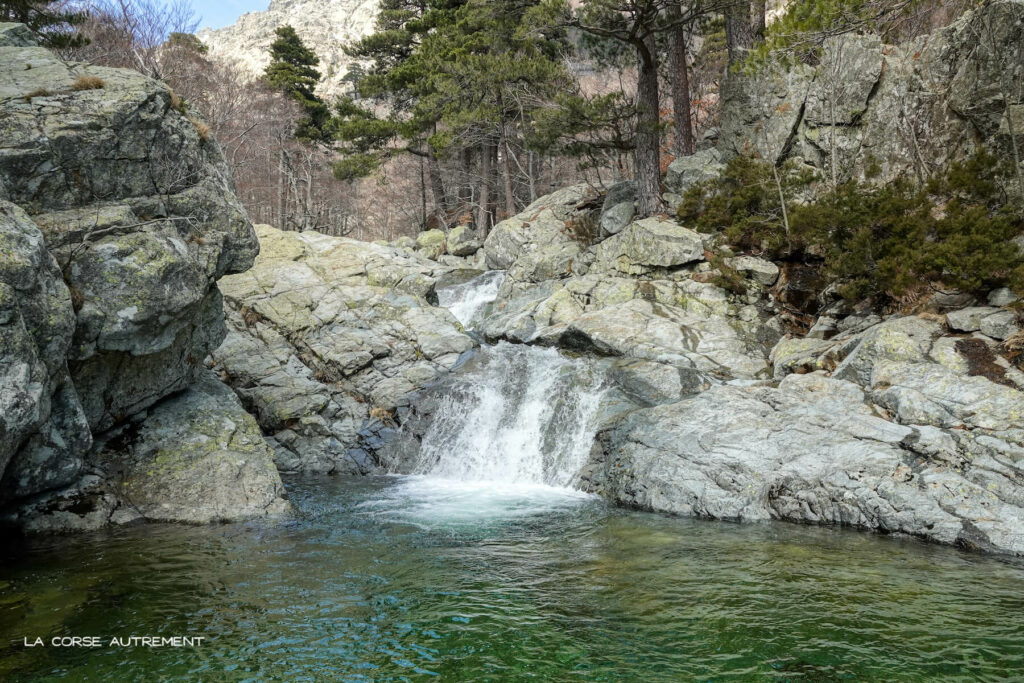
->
[585,372,1024,555]
[98,372,289,524]
[608,359,709,406]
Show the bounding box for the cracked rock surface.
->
[211,225,474,474]
[584,316,1024,555]
[719,0,1024,188]
[0,23,286,531]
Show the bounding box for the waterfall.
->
[436,270,506,327]
[413,271,607,490]
[413,342,607,488]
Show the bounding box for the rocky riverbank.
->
[2,1,1023,559]
[0,23,287,531]
[381,179,1024,556]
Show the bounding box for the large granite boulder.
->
[586,310,1024,555]
[100,372,289,524]
[6,372,290,531]
[212,225,475,473]
[0,25,258,435]
[0,25,289,534]
[584,371,1024,555]
[446,224,481,257]
[483,184,597,278]
[590,217,705,277]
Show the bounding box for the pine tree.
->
[0,0,87,49]
[559,0,729,217]
[264,25,332,143]
[335,0,570,231]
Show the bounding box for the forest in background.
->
[0,0,996,243]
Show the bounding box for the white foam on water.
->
[359,476,594,528]
[436,270,505,327]
[375,343,608,526]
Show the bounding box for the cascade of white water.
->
[436,270,506,327]
[414,342,606,488]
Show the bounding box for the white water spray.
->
[381,270,605,525]
[436,270,506,327]
[414,342,607,488]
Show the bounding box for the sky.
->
[191,0,268,30]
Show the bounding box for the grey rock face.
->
[989,288,1019,307]
[599,181,636,237]
[483,184,596,274]
[446,224,481,257]
[719,0,1024,190]
[590,218,705,277]
[0,33,258,434]
[581,308,1024,555]
[4,372,290,532]
[979,310,1020,341]
[0,27,285,534]
[475,187,784,383]
[724,256,780,286]
[0,200,89,498]
[663,148,725,207]
[584,371,1024,554]
[99,372,290,524]
[197,0,380,100]
[211,225,474,473]
[0,22,34,47]
[416,229,447,259]
[947,307,1001,332]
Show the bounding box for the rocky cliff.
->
[716,0,1024,188]
[197,0,380,99]
[0,23,287,531]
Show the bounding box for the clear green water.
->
[2,475,1024,681]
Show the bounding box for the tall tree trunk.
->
[460,148,473,216]
[489,143,500,228]
[419,156,428,230]
[670,21,695,157]
[498,121,516,219]
[428,152,449,226]
[277,145,285,229]
[527,150,537,203]
[725,0,755,65]
[634,34,662,217]
[305,154,314,230]
[476,142,493,236]
[751,0,767,39]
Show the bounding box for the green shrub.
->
[679,150,1024,307]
